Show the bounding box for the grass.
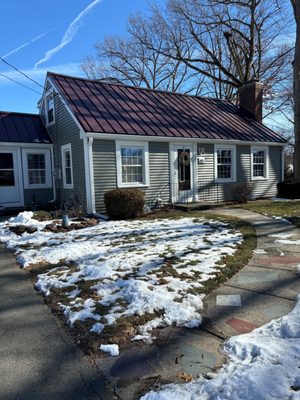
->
[235,200,300,227]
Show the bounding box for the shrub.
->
[104,189,145,219]
[232,183,255,203]
[277,182,300,199]
[33,210,52,221]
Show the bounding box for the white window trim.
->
[214,144,236,183]
[61,143,74,189]
[21,148,52,189]
[116,141,150,188]
[251,146,269,180]
[45,90,55,127]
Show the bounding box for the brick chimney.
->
[238,81,263,123]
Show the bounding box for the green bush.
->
[104,189,145,219]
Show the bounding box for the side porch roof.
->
[0,111,51,144]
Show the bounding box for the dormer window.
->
[46,92,55,126]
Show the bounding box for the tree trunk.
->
[293,2,300,181]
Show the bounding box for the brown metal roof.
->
[0,111,51,143]
[48,72,286,143]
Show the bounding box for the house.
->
[0,112,53,210]
[0,72,286,213]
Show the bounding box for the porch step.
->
[173,201,234,212]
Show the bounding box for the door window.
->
[0,153,15,186]
[178,149,191,190]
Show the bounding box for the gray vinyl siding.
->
[197,144,282,202]
[93,140,117,213]
[23,189,53,208]
[145,142,170,207]
[40,85,87,211]
[92,140,170,213]
[252,146,282,198]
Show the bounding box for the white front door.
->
[171,144,197,203]
[0,149,23,207]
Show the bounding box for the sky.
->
[0,0,152,114]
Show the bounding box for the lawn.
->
[0,211,255,355]
[236,199,300,227]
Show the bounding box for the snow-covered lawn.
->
[142,299,300,400]
[0,212,243,345]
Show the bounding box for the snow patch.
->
[100,344,119,356]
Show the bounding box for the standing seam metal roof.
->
[0,112,51,143]
[48,72,286,143]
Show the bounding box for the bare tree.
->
[82,0,294,126]
[290,0,300,181]
[139,0,294,110]
[81,14,204,94]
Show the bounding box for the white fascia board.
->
[85,131,286,147]
[45,77,84,133]
[0,142,53,148]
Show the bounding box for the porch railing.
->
[147,180,257,208]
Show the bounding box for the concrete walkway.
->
[1,210,300,400]
[95,209,300,399]
[0,245,116,400]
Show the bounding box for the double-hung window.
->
[45,92,55,126]
[116,141,149,187]
[28,153,46,185]
[215,145,236,182]
[21,149,52,188]
[61,144,73,188]
[251,146,268,180]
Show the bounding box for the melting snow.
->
[142,298,300,400]
[100,344,119,356]
[0,213,243,344]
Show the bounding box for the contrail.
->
[34,0,103,68]
[2,28,56,59]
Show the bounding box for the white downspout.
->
[83,136,95,214]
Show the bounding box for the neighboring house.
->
[0,72,286,213]
[0,112,53,210]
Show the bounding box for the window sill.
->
[215,179,236,183]
[63,185,74,189]
[24,184,52,189]
[46,120,55,128]
[117,183,149,189]
[251,177,268,181]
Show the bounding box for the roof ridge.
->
[47,71,234,105]
[0,110,40,117]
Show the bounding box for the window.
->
[21,149,52,189]
[251,147,268,180]
[215,145,236,182]
[45,92,55,125]
[116,141,149,187]
[0,153,14,186]
[61,144,73,188]
[27,154,45,184]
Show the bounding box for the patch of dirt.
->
[44,217,98,233]
[9,225,37,235]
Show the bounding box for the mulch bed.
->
[9,217,99,236]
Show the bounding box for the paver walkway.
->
[0,244,116,400]
[1,209,300,400]
[95,209,300,399]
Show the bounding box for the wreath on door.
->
[179,150,190,166]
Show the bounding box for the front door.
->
[172,144,197,203]
[0,149,23,207]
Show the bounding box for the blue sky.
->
[0,0,152,113]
